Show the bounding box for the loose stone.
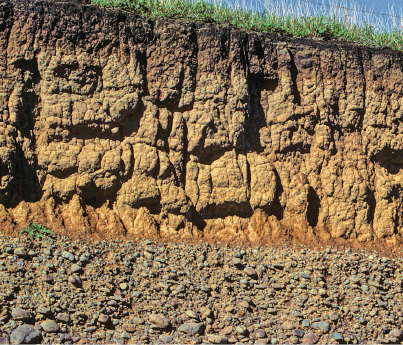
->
[41,320,60,333]
[10,325,42,345]
[312,321,330,333]
[68,274,82,287]
[302,333,319,345]
[236,325,248,335]
[333,333,344,343]
[282,321,295,331]
[14,248,28,258]
[56,313,70,323]
[159,334,173,343]
[70,263,83,273]
[206,334,228,344]
[11,308,33,321]
[98,314,110,324]
[232,258,242,266]
[178,323,205,335]
[149,314,171,329]
[244,267,258,278]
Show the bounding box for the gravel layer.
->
[0,233,403,345]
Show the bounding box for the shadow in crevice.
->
[195,148,228,166]
[199,201,254,220]
[383,186,402,235]
[134,197,162,215]
[10,147,43,206]
[0,2,13,33]
[83,194,118,210]
[87,192,161,215]
[394,207,402,235]
[241,166,284,221]
[366,188,376,225]
[270,168,284,221]
[245,75,277,154]
[307,187,320,228]
[12,58,41,137]
[289,52,301,106]
[7,58,43,207]
[371,147,403,175]
[177,26,198,113]
[190,205,207,231]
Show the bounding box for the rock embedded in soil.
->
[207,334,229,344]
[13,248,28,258]
[312,321,330,333]
[67,275,82,287]
[97,314,110,324]
[10,325,42,345]
[122,323,136,333]
[302,333,320,344]
[177,322,205,335]
[40,320,59,333]
[244,266,258,279]
[149,314,171,330]
[11,309,33,322]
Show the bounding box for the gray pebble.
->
[62,251,75,261]
[37,306,52,316]
[149,314,171,329]
[60,334,72,342]
[11,308,33,321]
[68,274,82,287]
[132,317,145,325]
[236,325,248,335]
[10,325,42,344]
[206,334,228,344]
[312,321,330,333]
[390,329,403,340]
[232,258,242,266]
[56,313,70,323]
[14,248,28,258]
[70,263,82,273]
[244,266,258,278]
[121,331,131,339]
[178,323,205,335]
[41,320,60,333]
[159,334,173,343]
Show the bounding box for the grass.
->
[20,222,56,242]
[88,0,403,51]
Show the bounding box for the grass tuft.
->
[89,0,403,51]
[20,222,56,242]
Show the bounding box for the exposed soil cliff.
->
[1,0,403,253]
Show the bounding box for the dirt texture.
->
[1,0,403,255]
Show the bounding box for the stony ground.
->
[0,233,403,345]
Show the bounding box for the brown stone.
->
[206,335,228,344]
[282,321,295,331]
[122,323,136,333]
[11,308,33,322]
[244,267,258,278]
[148,314,171,329]
[219,326,233,336]
[97,314,110,324]
[302,333,320,345]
